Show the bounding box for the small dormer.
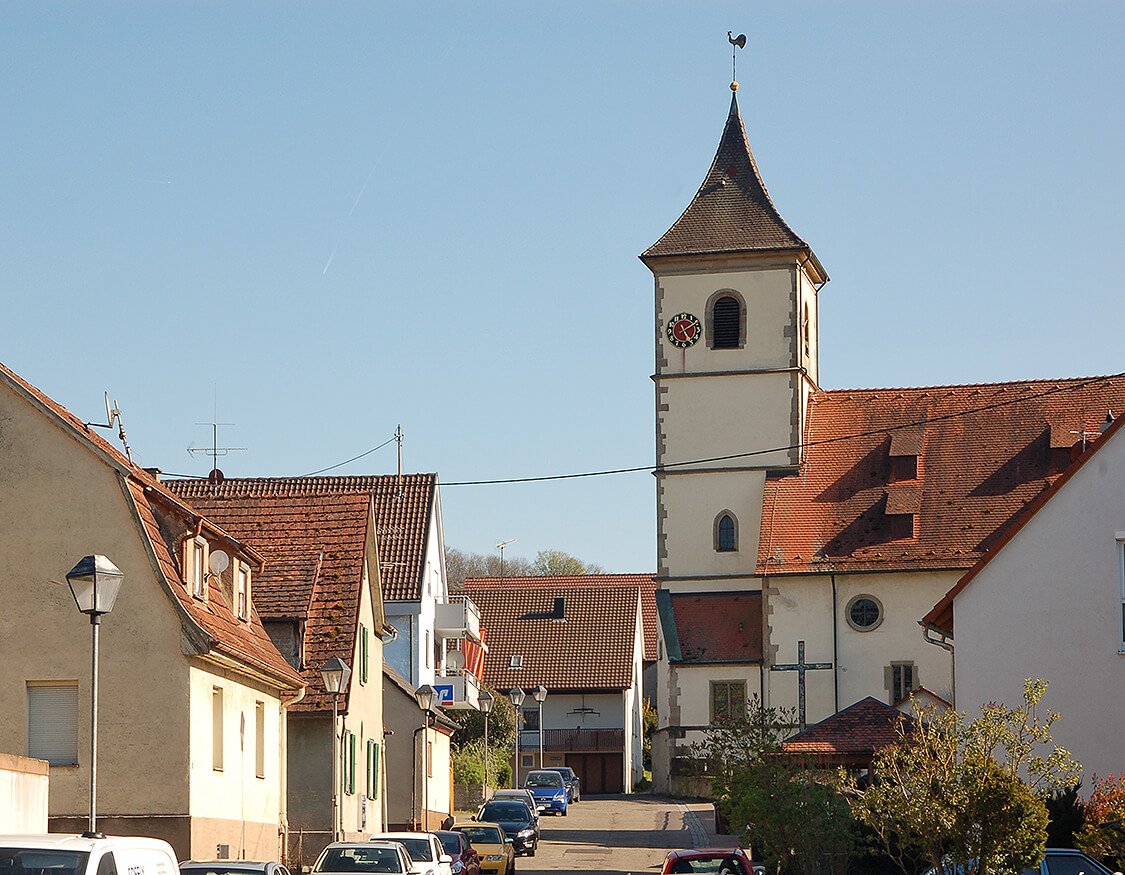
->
[888,428,923,481]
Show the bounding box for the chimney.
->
[1101,411,1115,434]
[552,596,565,619]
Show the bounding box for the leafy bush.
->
[452,736,512,788]
[1076,773,1125,871]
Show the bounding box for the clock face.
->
[666,312,702,349]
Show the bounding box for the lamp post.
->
[478,690,495,793]
[66,554,124,839]
[533,686,547,769]
[319,657,352,841]
[415,684,438,830]
[507,687,525,787]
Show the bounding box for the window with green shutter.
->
[367,739,380,799]
[360,626,369,684]
[348,731,356,794]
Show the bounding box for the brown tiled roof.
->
[782,696,910,763]
[642,93,823,280]
[0,360,303,692]
[161,486,378,712]
[666,592,762,664]
[462,582,641,691]
[922,406,1125,634]
[466,574,658,662]
[759,376,1125,576]
[167,474,437,601]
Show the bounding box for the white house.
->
[922,412,1125,782]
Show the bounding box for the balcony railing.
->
[518,728,624,752]
[435,597,482,642]
[433,671,481,710]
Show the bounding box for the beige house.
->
[923,412,1125,783]
[0,362,305,859]
[165,480,395,865]
[465,577,647,794]
[644,88,1125,793]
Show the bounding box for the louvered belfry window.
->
[712,296,741,349]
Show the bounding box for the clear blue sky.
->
[3,3,1124,573]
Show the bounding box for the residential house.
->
[921,412,1125,782]
[382,665,457,830]
[166,480,394,864]
[0,362,305,860]
[643,87,1125,792]
[465,577,646,794]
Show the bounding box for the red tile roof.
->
[781,697,911,763]
[462,581,642,691]
[642,93,825,281]
[167,474,438,601]
[160,487,379,712]
[467,574,658,662]
[0,360,303,692]
[666,592,763,663]
[759,376,1125,576]
[922,405,1125,635]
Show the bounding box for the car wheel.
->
[528,847,535,858]
[563,807,568,816]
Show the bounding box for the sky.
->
[3,3,1124,574]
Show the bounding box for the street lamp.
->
[507,687,525,787]
[319,657,351,841]
[415,684,438,830]
[66,554,124,839]
[533,686,547,769]
[478,690,495,793]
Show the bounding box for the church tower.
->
[640,87,827,584]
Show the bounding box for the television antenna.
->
[86,392,133,463]
[188,420,247,476]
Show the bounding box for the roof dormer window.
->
[188,537,208,601]
[236,562,251,621]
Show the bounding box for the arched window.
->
[803,303,810,358]
[711,296,741,349]
[715,512,738,552]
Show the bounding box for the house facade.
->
[0,362,304,860]
[645,87,1125,792]
[922,413,1125,783]
[165,480,394,864]
[465,577,646,794]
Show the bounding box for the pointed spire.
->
[643,93,825,281]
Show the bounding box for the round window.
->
[846,596,883,631]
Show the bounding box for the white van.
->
[0,834,179,875]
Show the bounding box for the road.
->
[511,794,727,875]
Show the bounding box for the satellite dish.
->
[446,651,466,672]
[209,550,230,575]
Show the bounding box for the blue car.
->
[524,769,568,816]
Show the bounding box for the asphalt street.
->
[512,794,728,875]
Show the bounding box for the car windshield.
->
[0,850,90,875]
[436,835,461,856]
[392,840,432,862]
[525,772,563,787]
[480,802,529,822]
[666,857,748,874]
[314,847,403,873]
[456,827,503,846]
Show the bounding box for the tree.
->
[1075,774,1125,871]
[694,697,856,875]
[445,546,604,590]
[445,686,519,788]
[843,679,1081,875]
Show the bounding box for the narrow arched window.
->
[712,296,741,349]
[803,303,810,358]
[716,513,737,552]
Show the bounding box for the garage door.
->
[566,753,624,794]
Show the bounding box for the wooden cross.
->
[769,640,833,731]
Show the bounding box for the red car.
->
[660,848,762,875]
[434,830,481,875]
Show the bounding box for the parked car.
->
[450,822,515,875]
[312,842,413,875]
[475,799,539,856]
[432,831,480,875]
[488,790,541,826]
[0,834,179,875]
[660,848,761,875]
[368,833,452,875]
[180,862,291,875]
[925,850,1121,875]
[523,769,568,816]
[543,766,581,802]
